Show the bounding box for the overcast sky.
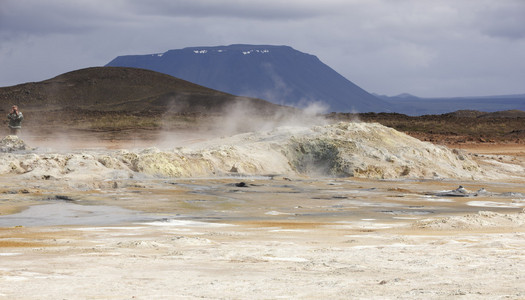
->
[1,0,524,97]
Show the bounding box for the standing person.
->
[7,105,23,136]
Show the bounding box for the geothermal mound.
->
[0,122,509,181]
[0,135,29,152]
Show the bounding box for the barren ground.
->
[1,127,524,299]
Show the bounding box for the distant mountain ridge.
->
[377,93,525,116]
[106,44,392,113]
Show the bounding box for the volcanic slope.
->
[0,67,291,115]
[106,44,392,113]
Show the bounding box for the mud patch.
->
[0,202,155,227]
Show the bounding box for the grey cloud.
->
[126,0,333,20]
[477,2,525,40]
[0,0,130,38]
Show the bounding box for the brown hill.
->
[0,67,291,114]
[0,67,301,138]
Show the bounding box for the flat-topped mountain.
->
[106,44,392,113]
[0,67,290,114]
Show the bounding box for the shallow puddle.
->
[0,202,157,227]
[1,177,523,228]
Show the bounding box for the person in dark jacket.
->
[7,105,23,136]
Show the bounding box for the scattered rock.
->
[54,195,75,201]
[434,185,480,197]
[431,186,520,198]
